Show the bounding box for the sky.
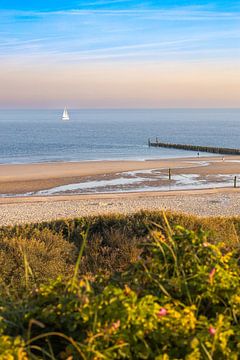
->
[0,1,240,108]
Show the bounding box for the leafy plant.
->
[0,216,240,359]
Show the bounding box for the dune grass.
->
[0,211,240,358]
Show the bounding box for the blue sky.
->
[1,1,239,64]
[0,1,239,11]
[0,1,239,108]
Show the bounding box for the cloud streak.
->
[1,7,240,20]
[0,28,239,65]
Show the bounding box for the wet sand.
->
[0,155,240,195]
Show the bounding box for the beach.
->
[0,155,240,225]
[0,188,240,226]
[1,155,240,195]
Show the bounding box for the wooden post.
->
[168,168,171,181]
[234,176,237,188]
[148,138,151,147]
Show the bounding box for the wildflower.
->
[209,268,216,285]
[209,326,216,336]
[111,320,121,331]
[157,308,168,317]
[203,242,210,247]
[124,284,131,296]
[106,320,121,335]
[79,279,86,291]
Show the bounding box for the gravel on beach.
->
[0,191,240,226]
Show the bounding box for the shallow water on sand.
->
[2,162,239,197]
[33,171,237,196]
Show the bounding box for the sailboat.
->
[62,107,70,121]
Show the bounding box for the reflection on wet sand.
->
[1,159,239,197]
[31,168,240,196]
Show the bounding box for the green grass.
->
[0,211,240,359]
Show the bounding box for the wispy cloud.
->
[0,4,239,65]
[1,7,240,20]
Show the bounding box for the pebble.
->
[0,192,240,226]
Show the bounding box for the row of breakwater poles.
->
[148,138,240,156]
[167,168,238,188]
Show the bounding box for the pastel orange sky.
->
[1,61,239,108]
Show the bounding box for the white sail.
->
[62,107,70,121]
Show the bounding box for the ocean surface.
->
[0,109,240,164]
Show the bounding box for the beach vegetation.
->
[0,211,240,358]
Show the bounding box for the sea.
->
[0,109,240,164]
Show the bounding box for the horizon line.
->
[1,107,240,111]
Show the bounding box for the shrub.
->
[0,228,77,292]
[0,219,240,359]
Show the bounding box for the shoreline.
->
[0,155,198,166]
[0,155,240,195]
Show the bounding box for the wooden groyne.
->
[148,138,240,155]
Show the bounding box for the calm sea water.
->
[0,109,239,164]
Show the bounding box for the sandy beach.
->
[0,155,240,195]
[0,155,239,225]
[0,188,240,226]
